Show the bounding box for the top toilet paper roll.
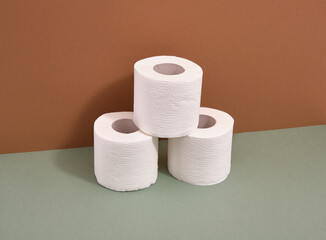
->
[133,56,203,138]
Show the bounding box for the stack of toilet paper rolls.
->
[94,56,234,191]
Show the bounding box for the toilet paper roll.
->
[134,56,203,138]
[168,107,234,186]
[94,112,158,191]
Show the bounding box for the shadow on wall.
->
[63,74,134,149]
[53,74,169,186]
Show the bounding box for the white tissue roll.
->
[94,112,158,191]
[168,107,234,186]
[134,56,203,138]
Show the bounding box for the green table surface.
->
[1,125,325,240]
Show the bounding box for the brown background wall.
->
[1,0,325,154]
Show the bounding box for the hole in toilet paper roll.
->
[111,119,139,134]
[153,63,185,75]
[198,115,216,129]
